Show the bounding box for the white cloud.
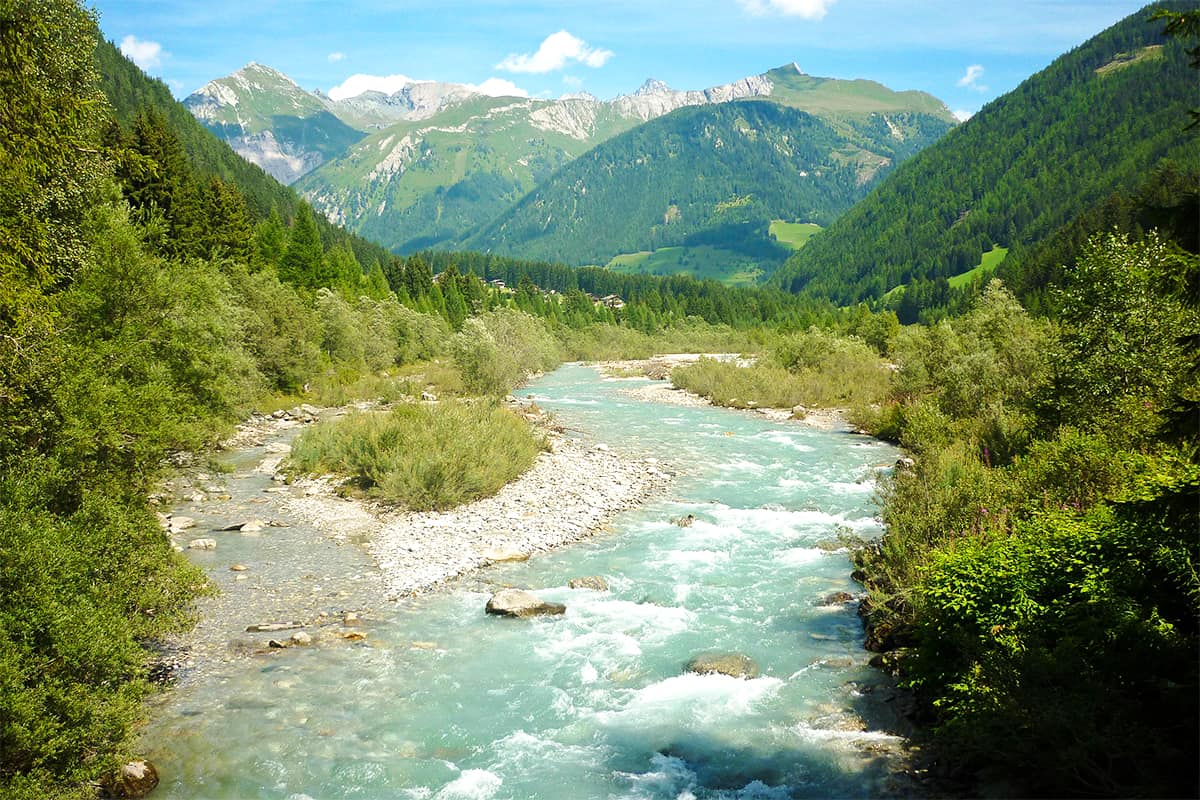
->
[561,74,583,87]
[952,109,974,122]
[120,34,165,71]
[468,78,529,98]
[327,73,415,101]
[957,64,988,92]
[737,0,834,20]
[496,30,613,74]
[326,73,528,101]
[327,52,346,63]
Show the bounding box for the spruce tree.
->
[279,205,324,287]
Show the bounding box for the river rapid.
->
[142,364,908,799]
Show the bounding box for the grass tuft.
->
[287,400,546,511]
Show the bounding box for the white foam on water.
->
[613,753,698,799]
[595,673,783,731]
[827,480,874,495]
[715,458,765,473]
[755,430,816,453]
[660,549,731,568]
[777,547,827,566]
[673,582,694,605]
[709,505,843,536]
[534,629,643,665]
[433,769,502,800]
[490,729,602,774]
[790,721,903,746]
[675,519,747,547]
[581,661,599,684]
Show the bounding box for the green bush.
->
[910,464,1199,797]
[671,358,809,409]
[287,401,546,510]
[670,328,891,410]
[0,464,206,800]
[452,309,562,395]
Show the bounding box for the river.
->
[142,364,907,799]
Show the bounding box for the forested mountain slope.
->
[464,100,950,266]
[188,61,954,254]
[95,40,393,269]
[773,1,1200,306]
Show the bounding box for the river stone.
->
[820,591,856,606]
[290,631,313,646]
[187,537,217,550]
[169,515,196,531]
[685,652,760,679]
[673,514,696,528]
[246,622,304,632]
[485,589,566,618]
[480,544,529,563]
[103,759,159,798]
[567,576,609,591]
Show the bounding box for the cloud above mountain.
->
[326,73,528,101]
[737,0,834,20]
[120,34,165,70]
[957,64,988,92]
[496,31,613,74]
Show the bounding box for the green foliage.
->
[884,281,1056,463]
[671,358,812,409]
[0,464,205,799]
[858,232,1200,796]
[287,401,545,510]
[557,320,757,361]
[775,4,1200,312]
[0,0,108,319]
[452,309,563,395]
[671,329,891,411]
[1051,232,1199,446]
[910,464,1199,797]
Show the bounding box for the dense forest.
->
[773,1,1200,315]
[465,101,950,266]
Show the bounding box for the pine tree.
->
[279,205,324,287]
[255,206,288,271]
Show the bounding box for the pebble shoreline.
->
[280,410,672,599]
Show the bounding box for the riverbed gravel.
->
[282,405,672,599]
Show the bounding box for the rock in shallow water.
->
[567,576,609,591]
[103,759,158,798]
[685,652,760,679]
[485,588,566,618]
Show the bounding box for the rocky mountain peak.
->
[635,78,673,96]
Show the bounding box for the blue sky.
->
[93,0,1150,118]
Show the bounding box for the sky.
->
[93,0,1151,119]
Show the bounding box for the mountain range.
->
[185,63,956,263]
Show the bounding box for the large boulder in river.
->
[485,589,566,618]
[103,759,159,798]
[685,652,760,679]
[568,576,609,591]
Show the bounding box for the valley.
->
[3,2,1198,799]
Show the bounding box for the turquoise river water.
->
[143,364,907,799]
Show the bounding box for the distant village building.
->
[600,294,625,309]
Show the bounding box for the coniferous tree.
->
[279,204,324,287]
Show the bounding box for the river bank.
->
[596,354,852,432]
[283,401,672,599]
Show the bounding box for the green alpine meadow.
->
[2,0,1197,798]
